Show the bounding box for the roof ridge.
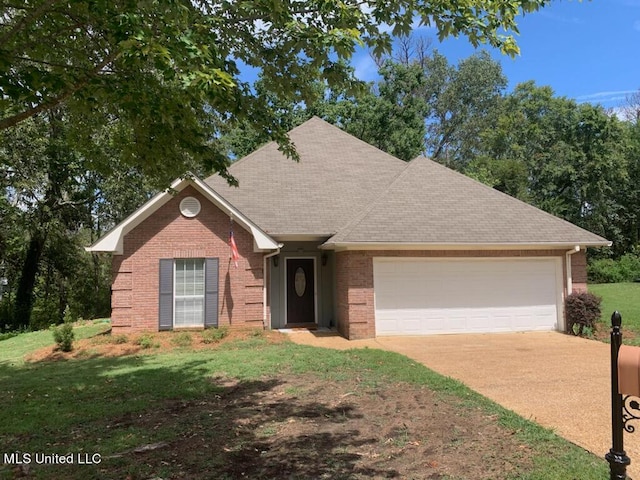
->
[328,158,414,241]
[205,115,407,185]
[327,156,609,245]
[290,116,407,167]
[316,117,408,166]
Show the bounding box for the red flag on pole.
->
[229,230,239,268]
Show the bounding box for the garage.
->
[373,257,563,336]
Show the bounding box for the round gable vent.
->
[179,196,201,218]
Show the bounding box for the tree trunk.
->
[13,232,46,329]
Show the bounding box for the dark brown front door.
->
[286,258,315,324]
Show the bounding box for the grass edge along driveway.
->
[0,326,607,479]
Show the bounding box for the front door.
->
[286,258,315,324]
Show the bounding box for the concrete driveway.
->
[287,330,640,478]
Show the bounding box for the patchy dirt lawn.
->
[20,330,535,479]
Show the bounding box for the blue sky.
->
[350,0,640,111]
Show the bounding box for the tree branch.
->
[0,52,118,131]
[52,195,97,211]
[0,0,60,45]
[11,55,95,71]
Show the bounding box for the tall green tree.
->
[335,60,430,161]
[222,44,510,165]
[320,44,508,164]
[422,51,507,167]
[220,60,429,162]
[0,111,154,329]
[0,113,86,328]
[614,117,640,253]
[467,81,628,251]
[219,78,328,159]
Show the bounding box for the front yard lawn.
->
[590,282,640,342]
[0,319,111,366]
[0,326,606,479]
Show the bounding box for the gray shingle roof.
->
[205,117,407,236]
[206,117,609,247]
[326,156,609,246]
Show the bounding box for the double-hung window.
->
[159,258,218,330]
[174,259,205,327]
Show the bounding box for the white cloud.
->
[576,90,638,103]
[537,11,583,25]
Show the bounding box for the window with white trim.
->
[174,259,205,327]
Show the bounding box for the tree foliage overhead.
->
[0,0,549,183]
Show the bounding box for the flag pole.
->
[229,216,239,268]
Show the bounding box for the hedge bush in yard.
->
[565,292,602,336]
[588,253,640,283]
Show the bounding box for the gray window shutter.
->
[204,258,219,328]
[158,259,173,331]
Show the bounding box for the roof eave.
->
[320,241,612,251]
[271,234,334,242]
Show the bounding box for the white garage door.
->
[373,258,562,336]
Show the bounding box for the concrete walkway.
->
[287,330,640,479]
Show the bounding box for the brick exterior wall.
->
[571,250,588,293]
[335,249,579,340]
[111,186,264,333]
[335,251,376,339]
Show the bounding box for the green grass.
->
[590,283,640,339]
[0,319,111,365]
[0,329,608,479]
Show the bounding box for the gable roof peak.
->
[87,173,280,254]
[204,117,408,236]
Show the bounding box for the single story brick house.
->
[88,117,610,339]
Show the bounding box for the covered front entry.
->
[373,257,563,336]
[285,257,316,325]
[267,242,335,330]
